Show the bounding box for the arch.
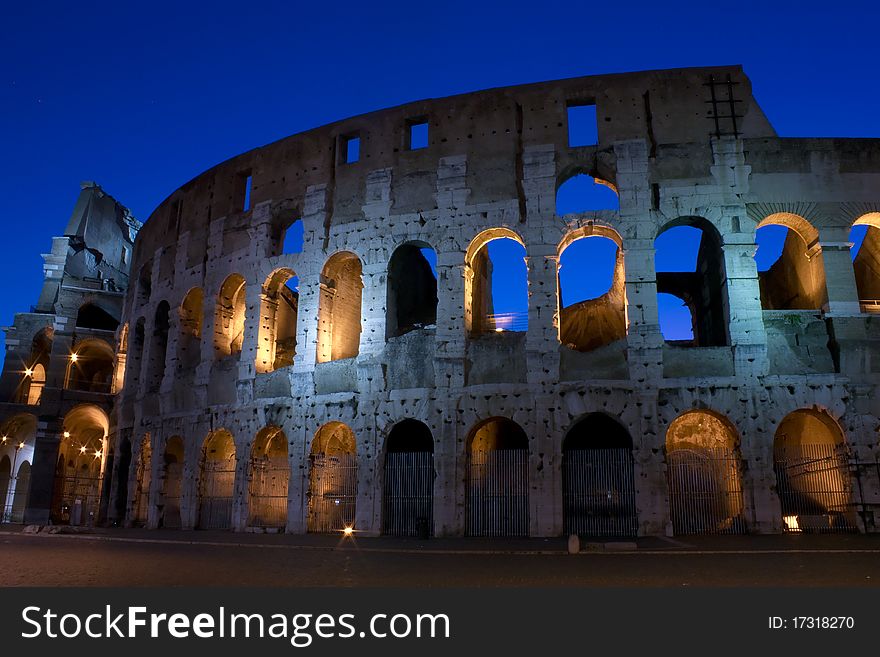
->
[0,456,10,522]
[555,173,620,215]
[557,228,626,352]
[562,413,637,537]
[127,318,146,390]
[852,213,880,310]
[466,417,529,537]
[307,422,357,533]
[772,408,855,532]
[664,410,745,535]
[75,302,120,331]
[53,404,108,525]
[256,268,299,373]
[160,436,185,529]
[131,433,152,526]
[248,426,289,529]
[382,419,434,537]
[26,363,46,406]
[465,229,528,335]
[19,327,53,404]
[386,243,438,340]
[179,287,204,369]
[316,252,362,363]
[66,337,115,393]
[756,213,827,310]
[146,301,170,392]
[655,218,729,346]
[11,461,30,522]
[214,274,247,359]
[198,429,236,529]
[137,262,152,304]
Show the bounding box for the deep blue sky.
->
[2,0,879,361]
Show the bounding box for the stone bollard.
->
[567,534,580,555]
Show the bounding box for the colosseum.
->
[3,65,880,539]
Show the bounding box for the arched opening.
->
[556,174,619,215]
[851,213,880,313]
[66,338,115,393]
[562,413,637,537]
[75,303,120,331]
[52,405,108,526]
[214,274,247,359]
[137,262,152,304]
[386,243,438,339]
[127,318,146,390]
[131,433,152,526]
[198,430,236,529]
[558,230,626,351]
[307,422,357,533]
[466,417,529,537]
[26,364,46,406]
[159,436,184,529]
[248,426,289,529]
[655,219,729,346]
[382,419,434,537]
[256,269,299,373]
[278,217,304,255]
[179,288,204,369]
[316,252,363,363]
[465,229,528,335]
[146,301,170,392]
[665,410,745,535]
[0,414,36,522]
[773,409,856,532]
[755,214,826,310]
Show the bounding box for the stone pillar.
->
[22,417,62,525]
[524,246,560,387]
[623,237,664,383]
[632,393,668,535]
[433,258,467,388]
[723,224,769,378]
[285,420,309,534]
[237,282,262,382]
[355,418,380,536]
[232,437,250,531]
[160,310,182,393]
[820,236,862,315]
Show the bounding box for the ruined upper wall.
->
[133,66,776,260]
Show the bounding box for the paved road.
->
[2,530,880,587]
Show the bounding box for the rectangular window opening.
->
[243,174,253,211]
[341,135,360,164]
[408,120,429,150]
[235,170,253,213]
[567,103,598,147]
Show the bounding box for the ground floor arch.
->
[159,437,184,528]
[248,426,289,529]
[198,430,236,529]
[11,462,30,522]
[382,419,434,537]
[131,434,152,526]
[773,409,856,532]
[307,422,357,533]
[466,418,529,537]
[52,405,109,526]
[665,410,745,535]
[562,413,637,537]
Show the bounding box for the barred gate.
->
[382,451,433,536]
[775,444,857,533]
[249,458,289,529]
[132,461,151,526]
[56,472,102,526]
[198,461,235,529]
[161,463,182,529]
[308,453,357,533]
[467,448,529,537]
[563,448,637,537]
[666,448,746,535]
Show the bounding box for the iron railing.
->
[666,448,746,535]
[382,451,434,537]
[563,448,638,537]
[467,448,529,537]
[248,458,289,529]
[307,454,357,533]
[198,461,235,529]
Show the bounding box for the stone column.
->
[433,257,467,388]
[524,246,560,387]
[623,237,664,383]
[820,232,862,315]
[22,417,62,525]
[723,223,769,378]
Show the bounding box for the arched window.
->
[26,364,45,406]
[558,229,626,351]
[316,253,362,363]
[146,302,170,392]
[386,243,437,339]
[179,288,204,369]
[53,404,108,526]
[773,409,855,532]
[214,274,247,359]
[556,174,619,215]
[248,426,289,529]
[66,338,115,393]
[465,229,528,335]
[665,410,745,535]
[382,419,434,537]
[256,269,299,373]
[198,430,236,529]
[655,219,729,346]
[755,213,826,310]
[127,318,146,390]
[851,213,880,312]
[308,422,357,533]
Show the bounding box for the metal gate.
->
[56,470,102,526]
[132,459,151,526]
[161,463,182,529]
[249,458,289,529]
[198,461,235,529]
[775,444,857,533]
[382,451,433,536]
[563,448,637,537]
[467,448,529,537]
[667,447,746,535]
[308,453,357,533]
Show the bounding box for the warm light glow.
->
[95,450,102,458]
[342,526,354,536]
[1,436,6,443]
[70,353,78,362]
[80,446,87,454]
[495,328,504,333]
[24,368,33,377]
[18,442,25,450]
[783,515,801,532]
[63,431,71,438]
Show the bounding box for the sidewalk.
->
[3,524,880,555]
